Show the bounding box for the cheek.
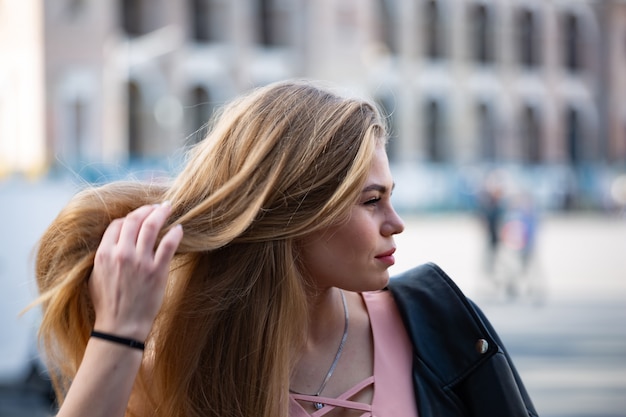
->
[298,231,355,282]
[304,233,352,267]
[323,227,364,260]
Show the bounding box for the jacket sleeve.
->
[388,262,539,417]
[459,298,539,417]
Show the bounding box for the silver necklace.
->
[291,289,349,410]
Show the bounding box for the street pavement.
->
[1,179,625,416]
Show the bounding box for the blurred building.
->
[0,1,46,178]
[2,0,626,209]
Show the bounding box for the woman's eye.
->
[364,197,381,205]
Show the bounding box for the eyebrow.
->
[362,183,396,193]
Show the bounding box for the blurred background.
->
[1,0,625,416]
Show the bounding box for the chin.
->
[379,275,391,289]
[365,274,390,292]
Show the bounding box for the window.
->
[71,99,86,161]
[121,0,144,36]
[566,107,581,165]
[376,94,398,161]
[521,105,541,164]
[518,8,540,68]
[66,0,87,19]
[477,102,496,161]
[470,3,494,64]
[188,86,213,143]
[425,99,446,162]
[190,0,228,42]
[61,97,88,164]
[563,12,581,71]
[127,81,143,158]
[378,0,397,55]
[259,0,289,46]
[191,0,211,41]
[425,0,445,60]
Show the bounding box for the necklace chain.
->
[290,289,349,410]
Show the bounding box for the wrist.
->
[91,330,145,351]
[93,318,152,341]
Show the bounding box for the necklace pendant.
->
[314,402,324,410]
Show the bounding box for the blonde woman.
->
[34,80,537,417]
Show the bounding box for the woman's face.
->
[299,144,405,292]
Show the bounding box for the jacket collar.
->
[386,263,497,387]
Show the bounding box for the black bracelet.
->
[90,330,145,351]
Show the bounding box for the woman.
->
[34,80,537,417]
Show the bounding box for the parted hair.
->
[34,80,387,417]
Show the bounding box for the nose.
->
[382,206,405,236]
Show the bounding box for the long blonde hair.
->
[35,80,386,417]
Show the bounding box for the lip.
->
[375,248,396,266]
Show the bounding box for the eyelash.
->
[364,196,381,205]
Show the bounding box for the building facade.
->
[4,0,626,209]
[0,1,46,177]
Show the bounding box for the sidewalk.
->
[391,212,626,303]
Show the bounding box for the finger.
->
[117,205,157,248]
[93,219,124,274]
[99,217,124,249]
[135,202,172,257]
[154,224,183,269]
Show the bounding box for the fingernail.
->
[162,200,171,208]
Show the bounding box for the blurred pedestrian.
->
[32,80,537,417]
[500,189,543,300]
[477,171,506,278]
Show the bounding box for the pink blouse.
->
[289,290,419,417]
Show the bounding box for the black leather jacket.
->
[387,263,539,417]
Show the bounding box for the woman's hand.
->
[89,202,183,341]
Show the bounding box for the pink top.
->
[289,290,419,417]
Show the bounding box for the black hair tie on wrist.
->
[91,330,145,351]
